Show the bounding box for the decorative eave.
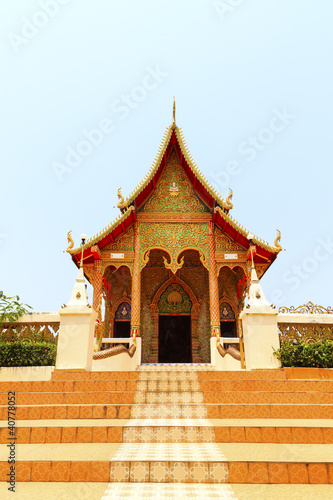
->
[69,206,136,265]
[214,206,280,262]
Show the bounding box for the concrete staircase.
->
[1,365,333,499]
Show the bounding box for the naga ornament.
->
[221,188,233,211]
[66,230,75,253]
[117,188,126,210]
[274,229,282,252]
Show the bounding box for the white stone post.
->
[56,267,97,371]
[239,262,281,370]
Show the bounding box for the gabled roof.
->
[69,104,282,267]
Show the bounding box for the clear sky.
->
[1,0,332,312]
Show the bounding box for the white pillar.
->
[239,307,281,370]
[239,264,281,370]
[56,267,97,371]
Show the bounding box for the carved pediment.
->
[215,228,246,252]
[140,150,209,214]
[104,227,134,252]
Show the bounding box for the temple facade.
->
[67,105,282,363]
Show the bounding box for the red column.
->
[92,260,103,311]
[208,222,221,337]
[130,222,141,337]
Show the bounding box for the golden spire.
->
[171,97,176,128]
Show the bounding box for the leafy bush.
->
[0,291,32,323]
[273,340,333,368]
[0,341,56,367]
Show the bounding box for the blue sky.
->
[1,0,332,312]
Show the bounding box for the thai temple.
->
[1,102,332,499]
[66,99,282,365]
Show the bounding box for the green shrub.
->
[0,291,32,323]
[0,341,56,367]
[273,340,333,368]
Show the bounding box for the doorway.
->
[158,316,192,363]
[114,321,130,338]
[220,321,237,338]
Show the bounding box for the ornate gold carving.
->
[140,222,209,272]
[117,187,126,210]
[104,227,134,252]
[278,323,333,344]
[215,228,246,252]
[279,302,333,315]
[137,213,211,222]
[0,322,59,344]
[103,262,133,276]
[217,262,247,277]
[221,188,233,211]
[274,229,282,252]
[163,253,184,274]
[140,151,209,214]
[255,264,269,279]
[142,250,151,268]
[158,283,192,314]
[66,230,74,253]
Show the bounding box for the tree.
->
[0,291,32,324]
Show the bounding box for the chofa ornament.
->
[117,187,126,210]
[274,229,282,252]
[221,188,233,212]
[66,230,74,253]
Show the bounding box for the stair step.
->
[1,442,332,484]
[2,403,332,420]
[2,418,333,444]
[4,482,333,499]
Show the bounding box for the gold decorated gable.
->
[215,228,246,252]
[103,227,134,252]
[140,222,209,272]
[139,150,209,214]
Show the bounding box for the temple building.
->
[67,102,282,364]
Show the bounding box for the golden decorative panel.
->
[0,323,59,344]
[140,150,209,214]
[215,228,246,252]
[140,222,209,272]
[104,227,134,252]
[278,323,333,344]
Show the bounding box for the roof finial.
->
[171,97,176,127]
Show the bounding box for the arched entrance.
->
[150,275,200,363]
[158,283,192,363]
